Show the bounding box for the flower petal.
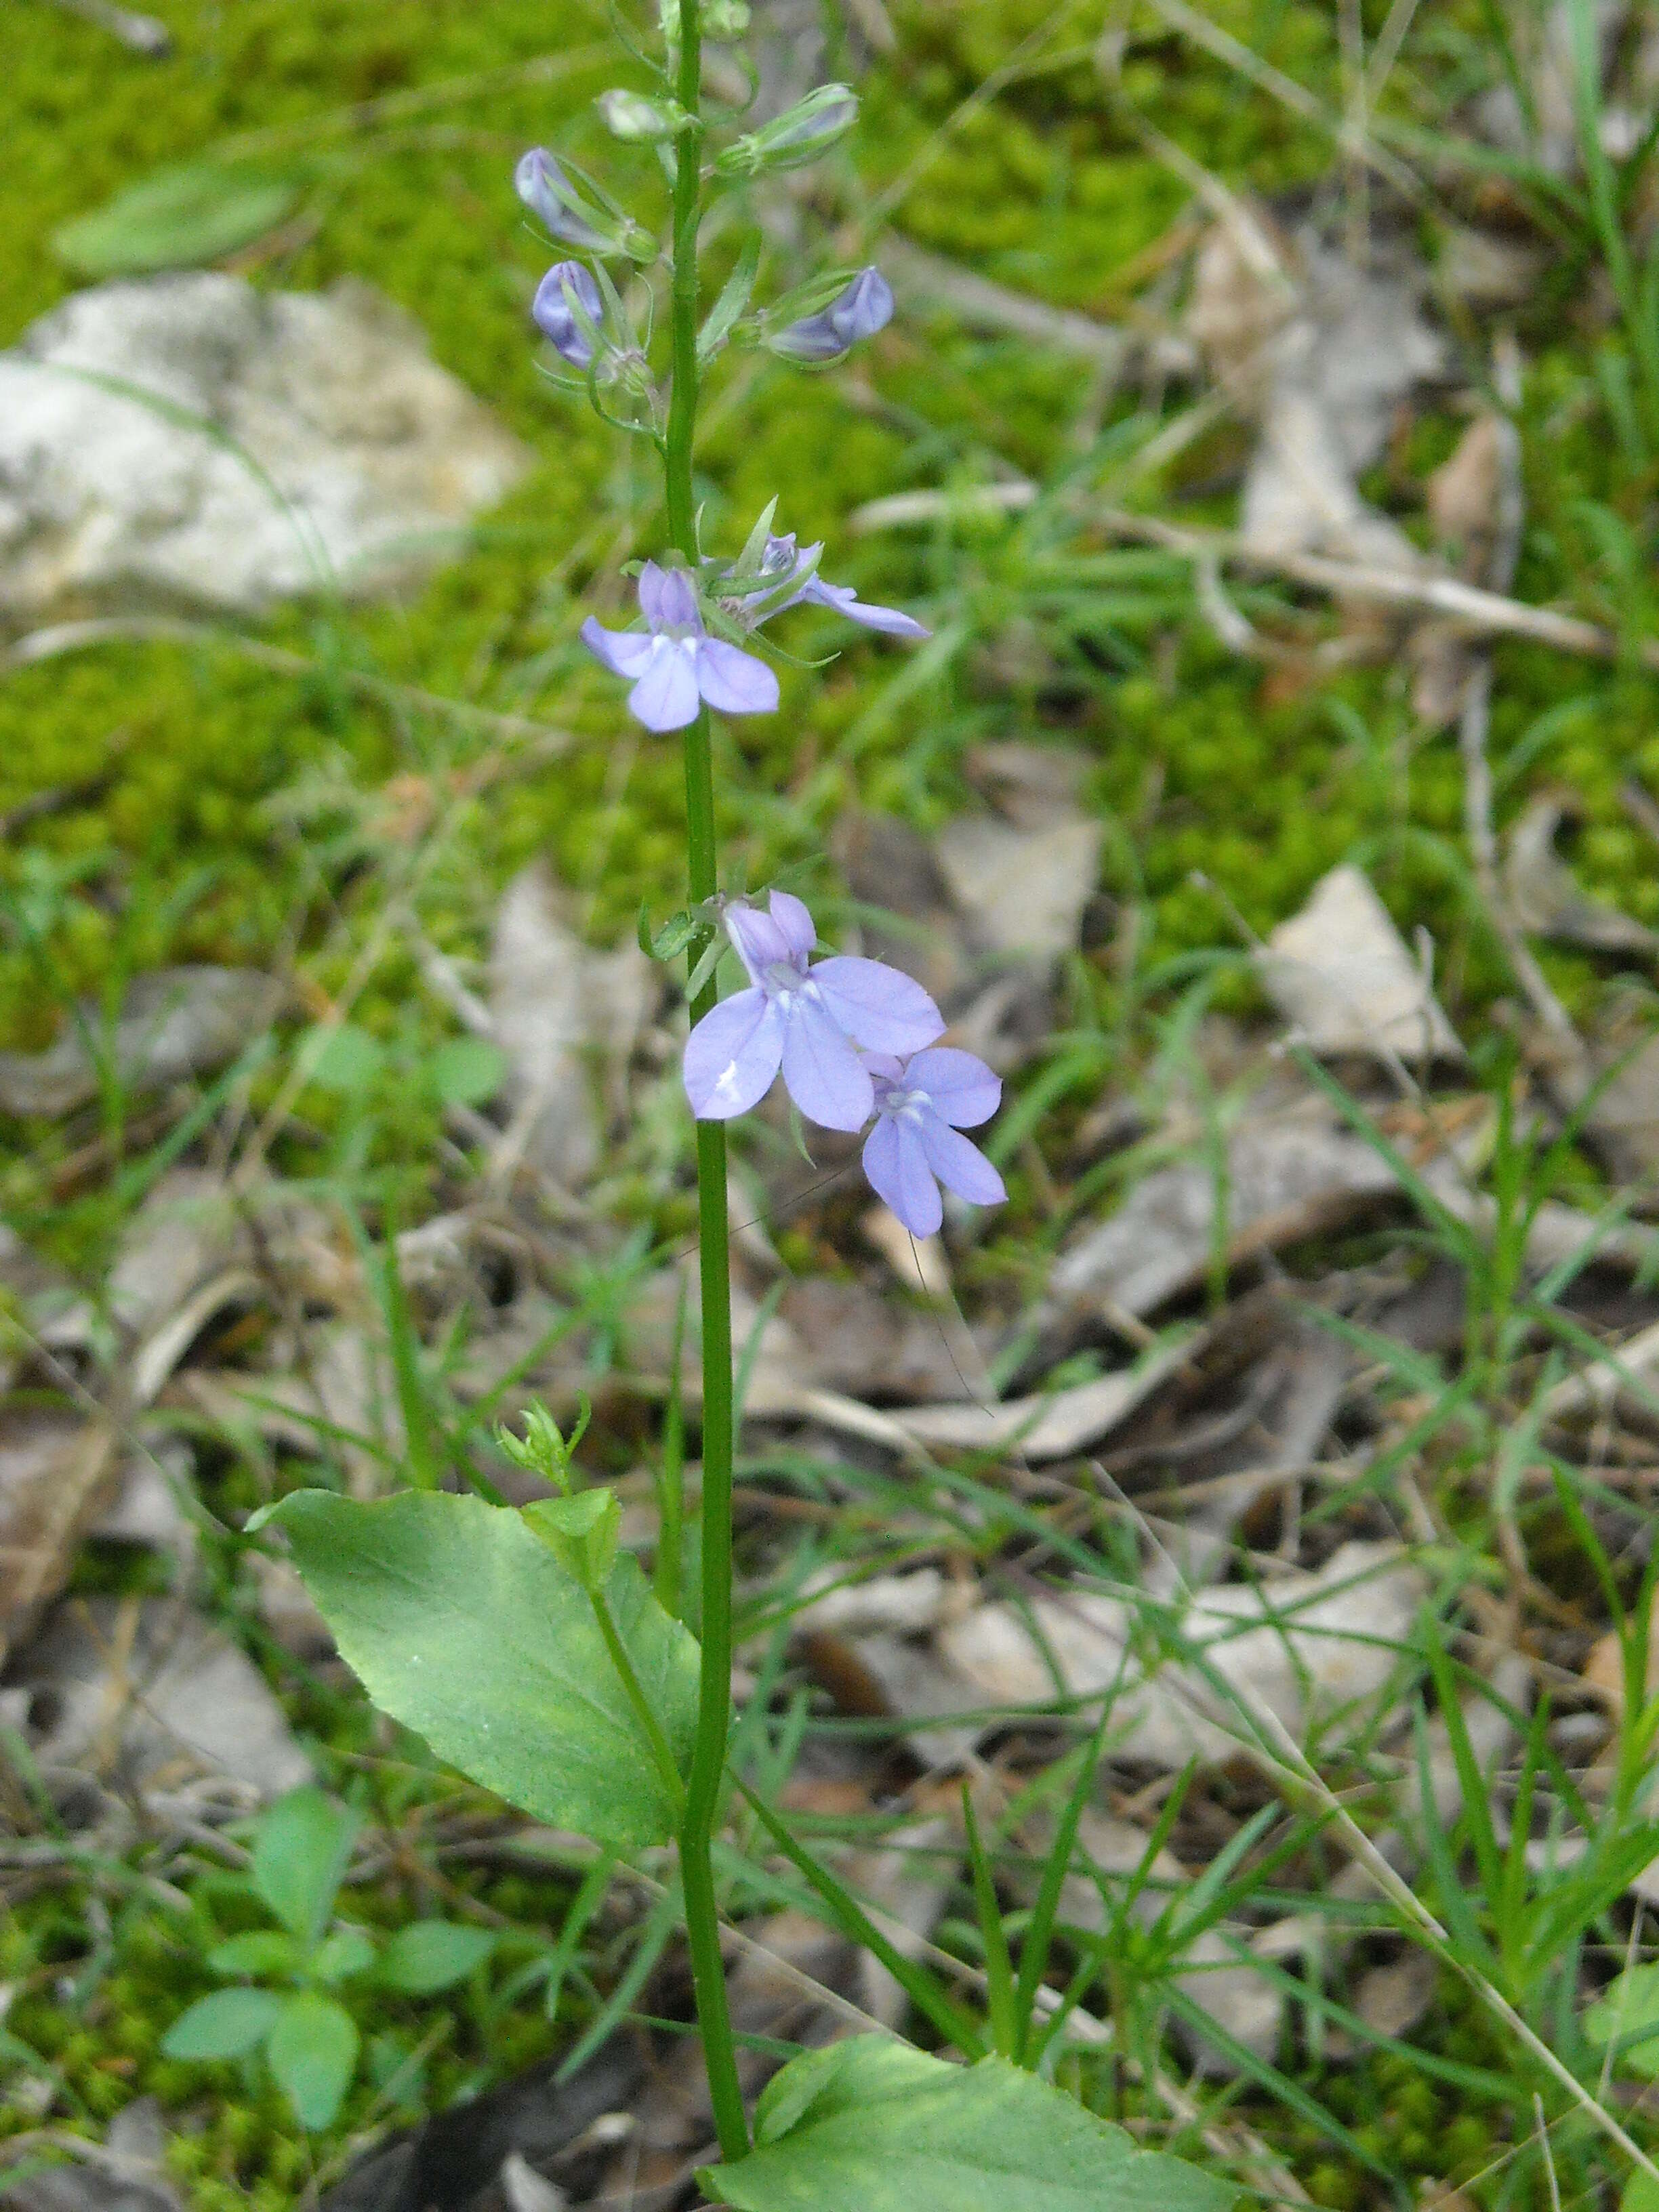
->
[810,956,943,1056]
[780,1000,874,1131]
[725,901,794,985]
[579,615,654,679]
[638,560,701,634]
[803,577,929,638]
[683,989,783,1119]
[828,266,895,347]
[862,1115,942,1237]
[919,1113,1006,1208]
[694,638,779,716]
[767,890,817,962]
[533,262,604,367]
[906,1046,1001,1128]
[627,638,701,731]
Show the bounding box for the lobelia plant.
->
[251,6,1235,2205]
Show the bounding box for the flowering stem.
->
[663,0,750,2167]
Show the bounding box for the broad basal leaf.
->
[54,163,304,279]
[700,2037,1236,2212]
[162,1987,280,2062]
[265,1489,699,1847]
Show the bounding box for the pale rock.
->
[0,274,529,619]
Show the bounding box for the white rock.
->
[0,273,530,618]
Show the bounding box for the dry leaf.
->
[1050,1809,1282,2072]
[0,966,285,1120]
[1261,864,1462,1064]
[1,2100,185,2212]
[935,1540,1424,1770]
[1189,215,1445,569]
[0,1410,119,1666]
[489,863,654,1190]
[1503,797,1658,954]
[16,1595,312,1805]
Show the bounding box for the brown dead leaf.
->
[489,863,654,1190]
[777,1277,973,1404]
[16,1595,313,1807]
[1189,213,1446,569]
[1353,1948,1438,2039]
[0,967,285,1120]
[1049,1808,1282,2072]
[1504,796,1658,955]
[1261,864,1462,1065]
[0,1410,119,1666]
[935,1540,1424,1770]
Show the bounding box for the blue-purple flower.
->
[683,891,943,1131]
[533,262,605,369]
[860,1048,1006,1237]
[729,532,928,639]
[769,267,894,362]
[515,149,653,262]
[581,563,779,731]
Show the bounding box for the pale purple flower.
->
[769,267,894,362]
[581,563,779,731]
[860,1048,1006,1238]
[533,262,605,369]
[731,532,928,639]
[684,891,943,1131]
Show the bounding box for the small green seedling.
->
[162,1786,496,2130]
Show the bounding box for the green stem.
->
[663,0,749,2165]
[590,1588,686,1821]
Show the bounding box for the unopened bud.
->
[715,83,859,178]
[514,148,655,262]
[533,262,606,369]
[597,88,685,142]
[767,266,894,362]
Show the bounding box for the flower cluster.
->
[682,891,1004,1237]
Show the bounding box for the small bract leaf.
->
[162,1987,281,2061]
[428,1037,508,1108]
[54,164,303,279]
[207,1931,301,1980]
[377,1920,497,1994]
[266,1489,699,1847]
[268,1992,359,2131]
[701,2038,1236,2212]
[252,1786,360,1948]
[310,1926,378,1985]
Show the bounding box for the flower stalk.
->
[661,0,750,2165]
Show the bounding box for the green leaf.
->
[1621,2172,1659,2212]
[310,1927,378,1986]
[207,1931,302,1979]
[266,1489,700,1847]
[428,1037,508,1108]
[252,1787,360,1948]
[377,1920,497,1994]
[700,2038,1236,2212]
[1585,1963,1659,2076]
[161,1987,281,2061]
[268,1992,359,2131]
[303,1023,386,1094]
[54,163,304,279]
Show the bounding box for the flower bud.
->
[514,148,655,262]
[703,0,751,37]
[596,88,683,142]
[767,266,894,362]
[714,83,859,178]
[533,261,606,369]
